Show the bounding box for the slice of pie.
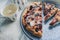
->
[44,2,58,21]
[44,2,55,16]
[44,7,58,21]
[22,2,42,37]
[50,10,60,26]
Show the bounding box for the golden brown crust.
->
[55,10,60,21]
[50,10,60,25]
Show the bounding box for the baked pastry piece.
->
[44,7,58,21]
[22,2,42,37]
[44,2,55,16]
[44,2,58,21]
[50,10,60,25]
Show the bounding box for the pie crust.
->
[50,10,60,25]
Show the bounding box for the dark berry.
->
[38,7,42,11]
[35,21,37,23]
[31,18,34,20]
[29,5,33,10]
[27,11,29,13]
[35,28,39,32]
[27,22,30,25]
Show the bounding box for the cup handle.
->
[9,16,16,21]
[0,16,16,21]
[0,17,6,18]
[10,18,15,21]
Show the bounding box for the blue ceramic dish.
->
[20,1,60,40]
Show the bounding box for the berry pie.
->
[22,2,42,37]
[22,2,60,37]
[44,2,58,21]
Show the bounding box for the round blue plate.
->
[20,1,60,40]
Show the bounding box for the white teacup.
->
[1,4,18,21]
